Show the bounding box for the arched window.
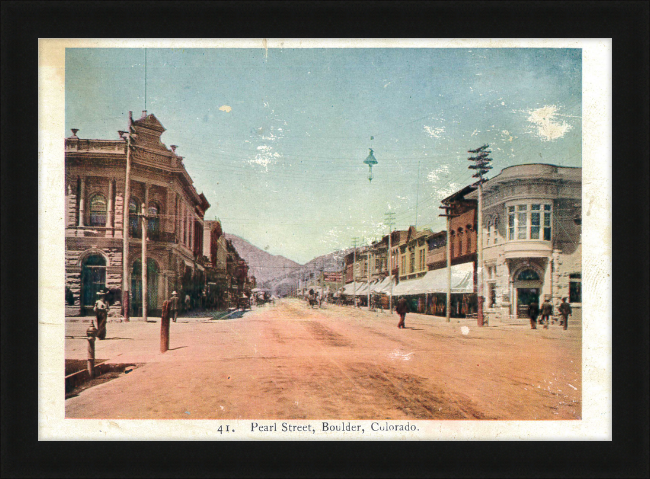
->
[89,194,107,226]
[516,269,540,281]
[148,202,161,240]
[129,197,141,238]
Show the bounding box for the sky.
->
[66,47,581,264]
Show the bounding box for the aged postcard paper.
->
[39,38,611,440]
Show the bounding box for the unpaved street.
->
[66,299,581,420]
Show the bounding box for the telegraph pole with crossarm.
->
[468,144,493,327]
[439,206,459,322]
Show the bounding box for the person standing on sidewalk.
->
[528,300,539,329]
[93,291,109,340]
[170,291,179,322]
[540,298,553,329]
[396,296,409,329]
[558,297,572,330]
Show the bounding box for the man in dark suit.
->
[528,300,539,329]
[540,298,553,329]
[558,297,572,330]
[170,291,179,322]
[396,297,409,329]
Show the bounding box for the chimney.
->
[70,129,79,138]
[141,110,148,118]
[170,145,178,153]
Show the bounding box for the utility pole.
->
[415,160,420,228]
[120,112,136,322]
[351,237,359,307]
[468,144,493,327]
[384,212,395,311]
[141,203,148,321]
[367,246,371,310]
[439,206,459,322]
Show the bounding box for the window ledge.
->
[503,241,553,259]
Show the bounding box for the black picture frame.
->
[2,1,648,478]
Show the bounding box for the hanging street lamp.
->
[363,148,378,182]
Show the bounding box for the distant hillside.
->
[224,234,301,286]
[264,248,351,295]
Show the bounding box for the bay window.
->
[507,202,552,241]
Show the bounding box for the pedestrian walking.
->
[184,293,191,312]
[396,296,409,329]
[540,298,553,329]
[528,300,539,329]
[170,291,179,322]
[93,291,109,340]
[558,297,572,330]
[65,286,75,306]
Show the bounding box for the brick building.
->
[441,185,478,267]
[398,226,432,281]
[425,230,447,271]
[65,111,210,316]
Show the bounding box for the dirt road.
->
[65,299,581,420]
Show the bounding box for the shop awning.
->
[392,275,426,295]
[356,279,383,295]
[342,282,361,295]
[419,262,475,294]
[372,276,395,294]
[392,263,475,295]
[355,282,370,295]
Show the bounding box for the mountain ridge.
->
[224,234,301,285]
[224,234,350,294]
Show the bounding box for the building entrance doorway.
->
[517,288,540,318]
[81,254,106,314]
[131,258,159,315]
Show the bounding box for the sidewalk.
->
[65,311,231,365]
[320,304,582,330]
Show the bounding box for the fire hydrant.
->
[86,325,97,378]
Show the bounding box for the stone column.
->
[144,183,150,213]
[181,202,186,246]
[65,182,71,229]
[186,204,191,249]
[543,257,553,300]
[189,211,194,254]
[203,223,211,259]
[77,176,85,227]
[175,194,179,242]
[107,179,114,231]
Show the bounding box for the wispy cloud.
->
[249,144,281,171]
[423,125,445,138]
[427,164,450,183]
[526,105,573,141]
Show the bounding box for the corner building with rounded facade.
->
[65,112,210,317]
[465,164,582,322]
